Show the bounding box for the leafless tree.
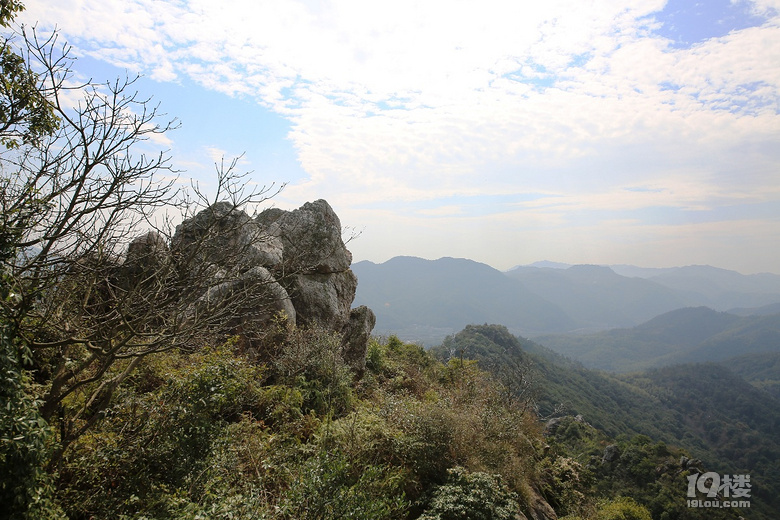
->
[0,27,287,463]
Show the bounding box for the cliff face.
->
[127,199,375,373]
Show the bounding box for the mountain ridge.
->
[535,306,780,372]
[353,256,780,345]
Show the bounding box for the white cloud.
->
[18,0,780,272]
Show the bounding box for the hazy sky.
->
[19,0,780,273]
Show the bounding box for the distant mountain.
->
[352,256,576,344]
[505,264,688,329]
[353,256,780,345]
[728,301,780,317]
[535,307,780,372]
[644,265,780,310]
[667,312,780,365]
[509,260,572,270]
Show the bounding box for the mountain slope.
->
[721,351,780,399]
[430,324,780,518]
[535,307,780,372]
[352,257,576,343]
[506,264,688,329]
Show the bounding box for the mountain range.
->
[352,256,780,344]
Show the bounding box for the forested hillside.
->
[430,324,780,518]
[535,307,780,371]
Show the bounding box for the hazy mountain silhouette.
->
[353,256,780,345]
[535,307,780,372]
[505,264,687,329]
[352,256,577,344]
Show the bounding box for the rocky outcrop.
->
[257,199,351,274]
[341,305,377,377]
[143,199,373,372]
[602,444,620,463]
[172,201,284,269]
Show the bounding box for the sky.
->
[16,0,780,274]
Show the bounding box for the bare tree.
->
[0,26,287,463]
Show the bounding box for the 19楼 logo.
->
[686,472,751,509]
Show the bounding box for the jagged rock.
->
[525,488,558,520]
[121,231,170,288]
[126,231,169,267]
[341,305,376,375]
[129,199,374,373]
[197,266,296,326]
[679,455,702,472]
[172,201,283,268]
[603,444,620,463]
[257,199,351,274]
[288,270,357,330]
[544,417,564,435]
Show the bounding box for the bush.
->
[594,497,652,520]
[0,330,64,520]
[277,451,408,520]
[418,467,521,520]
[271,327,354,416]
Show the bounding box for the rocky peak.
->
[129,199,374,372]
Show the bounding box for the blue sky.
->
[17,0,780,274]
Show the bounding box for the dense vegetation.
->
[9,321,764,519]
[535,307,780,372]
[432,324,779,518]
[4,325,650,519]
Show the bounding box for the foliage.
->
[276,452,407,520]
[437,324,776,518]
[47,331,556,519]
[417,467,521,520]
[0,324,64,519]
[0,8,291,484]
[269,326,355,417]
[592,497,652,520]
[0,10,60,149]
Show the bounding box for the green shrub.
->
[277,451,408,520]
[538,456,588,516]
[0,330,64,519]
[418,467,521,520]
[594,497,652,520]
[271,328,354,416]
[58,344,267,518]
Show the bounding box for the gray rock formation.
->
[288,271,357,330]
[257,199,351,274]
[172,201,284,269]
[146,198,374,371]
[602,444,620,463]
[341,305,377,375]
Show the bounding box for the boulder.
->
[602,444,620,463]
[341,305,377,375]
[172,201,283,269]
[126,231,169,267]
[122,230,170,287]
[257,199,351,274]
[130,199,374,373]
[287,270,357,330]
[525,487,558,520]
[196,266,296,327]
